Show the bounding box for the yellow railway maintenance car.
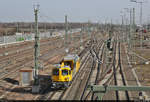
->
[51,54,80,88]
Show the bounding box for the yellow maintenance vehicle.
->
[51,54,80,89]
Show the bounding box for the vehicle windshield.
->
[64,61,71,67]
[53,69,59,75]
[62,69,68,76]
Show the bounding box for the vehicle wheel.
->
[68,81,72,86]
[64,83,69,88]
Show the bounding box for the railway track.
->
[34,32,102,100]
[0,37,60,54]
[112,36,119,100]
[0,32,90,99]
[0,31,105,100]
[0,30,92,99]
[0,44,63,79]
[118,41,130,100]
[111,36,130,100]
[0,32,88,79]
[35,36,93,100]
[90,42,105,100]
[60,52,93,100]
[81,38,105,100]
[101,34,130,100]
[57,35,105,100]
[0,37,63,67]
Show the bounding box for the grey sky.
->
[0,0,150,24]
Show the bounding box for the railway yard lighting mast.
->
[88,20,91,38]
[123,8,129,42]
[129,8,132,51]
[65,15,69,53]
[130,0,145,48]
[31,24,33,33]
[33,4,40,87]
[80,25,83,50]
[109,19,113,39]
[70,24,72,42]
[120,12,124,42]
[124,8,130,50]
[16,23,19,33]
[132,8,136,63]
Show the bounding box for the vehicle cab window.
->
[53,69,59,75]
[69,70,71,75]
[62,69,68,76]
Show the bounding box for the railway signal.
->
[106,38,112,50]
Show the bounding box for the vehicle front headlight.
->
[53,83,56,86]
[65,77,69,81]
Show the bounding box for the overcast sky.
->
[0,0,150,24]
